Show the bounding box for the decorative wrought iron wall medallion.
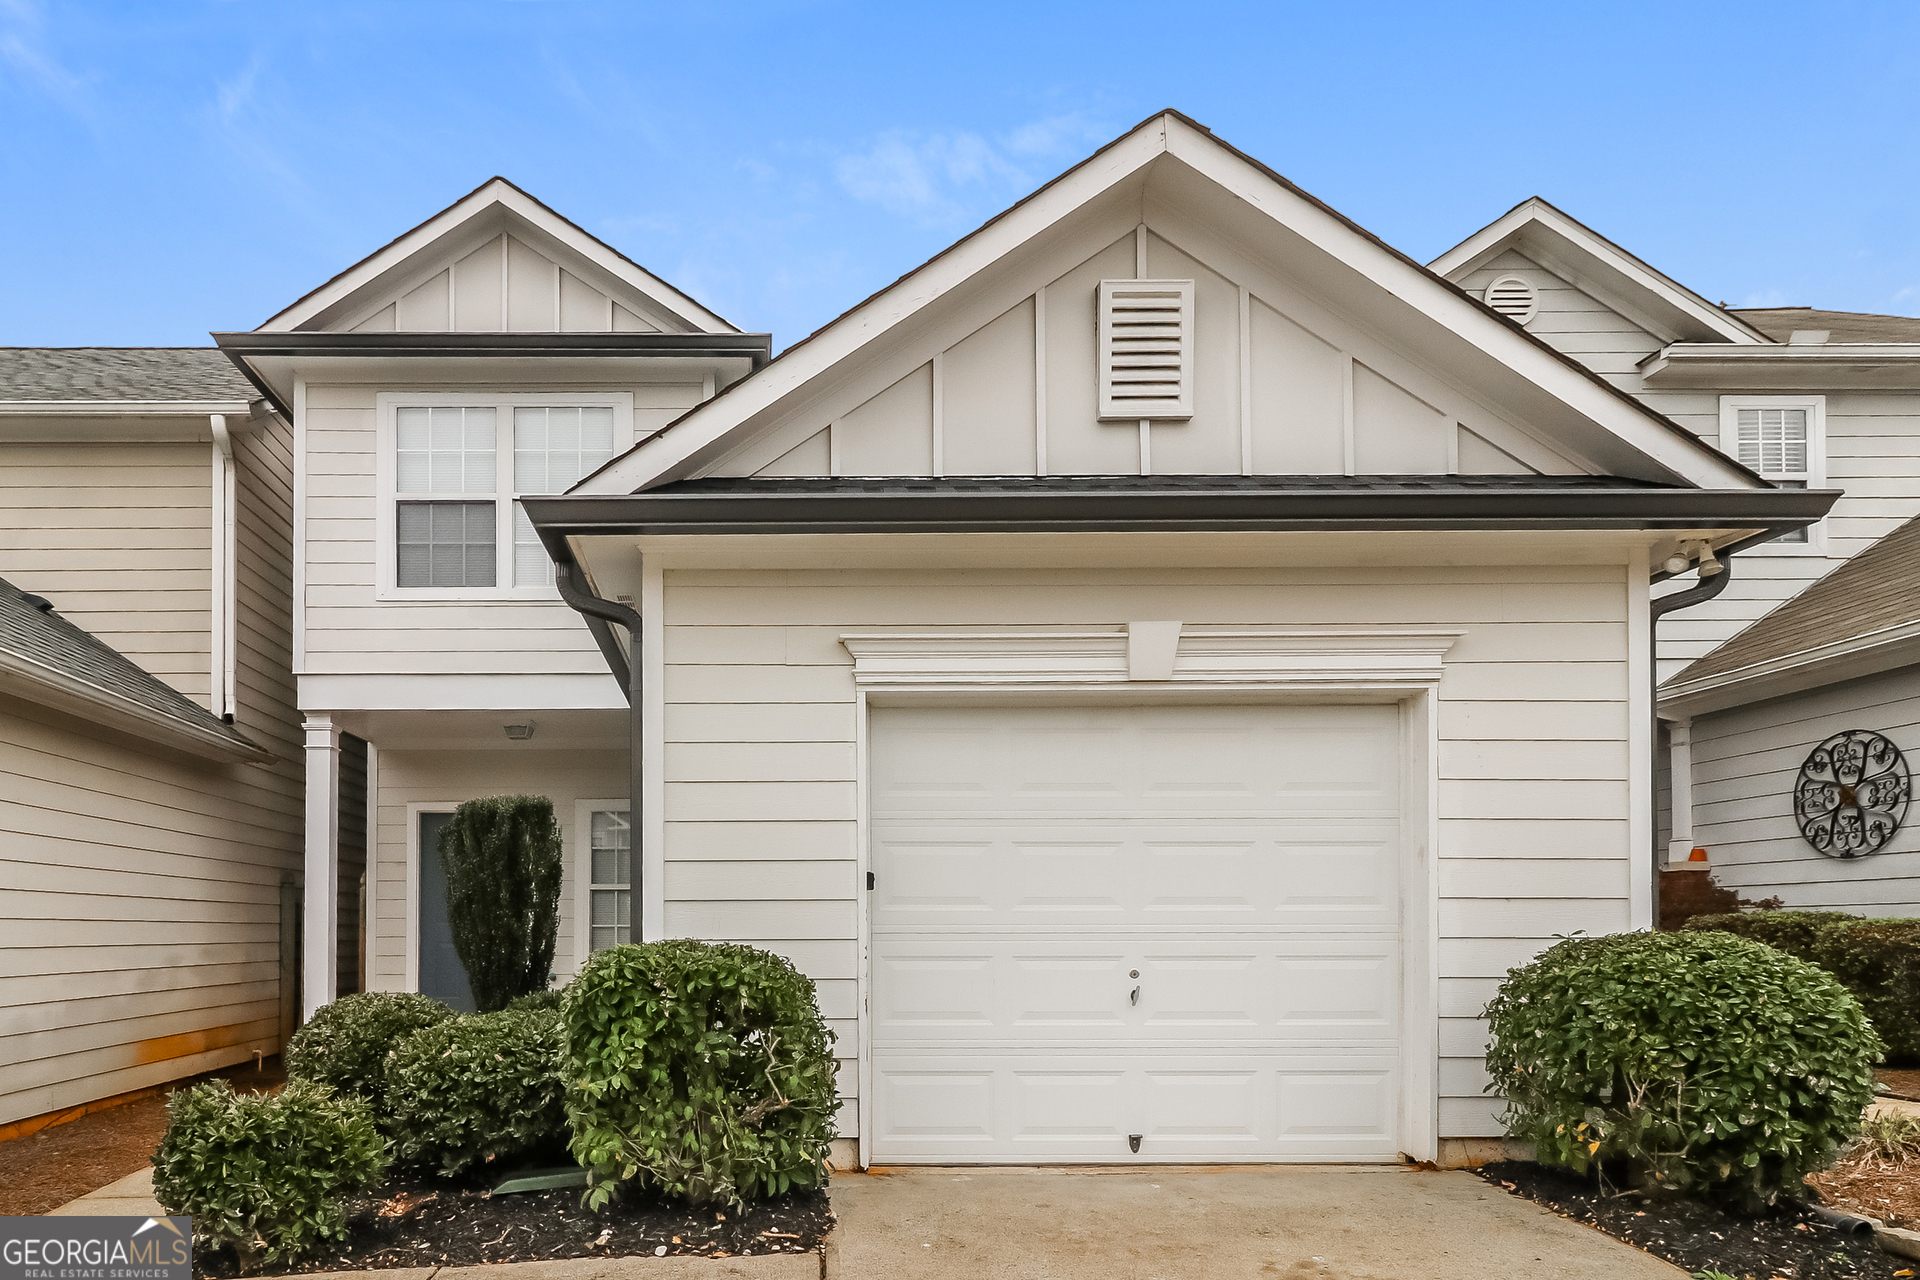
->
[1795,729,1910,857]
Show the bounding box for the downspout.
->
[553,555,644,932]
[210,414,240,722]
[1648,551,1734,929]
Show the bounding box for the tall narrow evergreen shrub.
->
[439,794,563,1012]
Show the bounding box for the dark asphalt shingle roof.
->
[1667,514,1920,687]
[648,474,1682,495]
[0,348,254,402]
[0,576,257,751]
[1729,308,1920,344]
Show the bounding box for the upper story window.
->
[1719,396,1825,550]
[377,393,632,598]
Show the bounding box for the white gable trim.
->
[579,115,1761,495]
[260,178,735,335]
[1430,198,1768,346]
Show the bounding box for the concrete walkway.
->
[46,1166,165,1217]
[825,1165,1686,1279]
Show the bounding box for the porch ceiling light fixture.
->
[503,721,536,741]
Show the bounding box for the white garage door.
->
[869,703,1404,1163]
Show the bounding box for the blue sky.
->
[3,1,1918,349]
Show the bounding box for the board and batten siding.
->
[366,748,628,992]
[300,381,700,677]
[657,560,1636,1140]
[0,436,214,707]
[738,226,1580,484]
[1690,669,1920,913]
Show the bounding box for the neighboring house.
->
[0,351,302,1132]
[1430,201,1920,887]
[1658,514,1920,914]
[222,109,1828,1168]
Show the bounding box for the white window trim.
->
[375,391,634,600]
[573,797,631,970]
[1718,395,1827,555]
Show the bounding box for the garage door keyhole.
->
[1129,970,1141,1006]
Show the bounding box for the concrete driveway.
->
[826,1165,1684,1279]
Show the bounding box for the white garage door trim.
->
[842,626,1458,1166]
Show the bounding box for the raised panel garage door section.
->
[868,702,1404,1163]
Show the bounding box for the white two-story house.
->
[215,113,1825,1168]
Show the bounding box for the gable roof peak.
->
[257,174,737,335]
[1431,196,1771,346]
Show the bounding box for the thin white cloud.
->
[835,112,1111,225]
[0,0,93,115]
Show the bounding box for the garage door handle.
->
[1130,986,1140,1006]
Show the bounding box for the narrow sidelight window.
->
[589,808,631,950]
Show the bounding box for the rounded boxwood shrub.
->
[153,1078,387,1268]
[286,991,454,1101]
[1484,931,1880,1211]
[387,1004,567,1176]
[564,940,837,1208]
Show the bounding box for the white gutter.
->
[0,646,270,763]
[209,415,240,721]
[0,399,251,415]
[1659,616,1920,719]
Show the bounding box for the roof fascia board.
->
[1660,620,1920,719]
[260,179,735,335]
[526,485,1832,540]
[583,115,1759,495]
[0,649,271,763]
[1644,344,1920,389]
[215,331,772,361]
[578,126,1168,493]
[1157,128,1761,490]
[1431,199,1769,345]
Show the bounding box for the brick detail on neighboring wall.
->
[1659,865,1783,932]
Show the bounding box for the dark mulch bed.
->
[1478,1160,1912,1280]
[192,1169,832,1278]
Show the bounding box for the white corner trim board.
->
[839,627,1464,691]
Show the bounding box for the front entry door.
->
[417,811,475,1012]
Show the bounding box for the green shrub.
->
[1484,931,1880,1211]
[1685,910,1920,1066]
[152,1079,387,1269]
[1856,1110,1920,1161]
[387,1005,567,1176]
[1680,910,1859,964]
[505,988,566,1013]
[440,795,564,1012]
[564,940,837,1209]
[285,991,454,1101]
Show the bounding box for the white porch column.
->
[303,714,341,1020]
[1666,717,1696,864]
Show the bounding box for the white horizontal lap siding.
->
[366,749,629,992]
[1691,669,1920,913]
[659,561,1632,1143]
[1456,252,1662,393]
[0,700,299,1126]
[0,438,214,704]
[1647,391,1920,676]
[301,382,687,676]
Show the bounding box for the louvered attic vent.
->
[1097,279,1195,420]
[1484,275,1538,325]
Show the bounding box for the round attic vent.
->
[1484,275,1538,325]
